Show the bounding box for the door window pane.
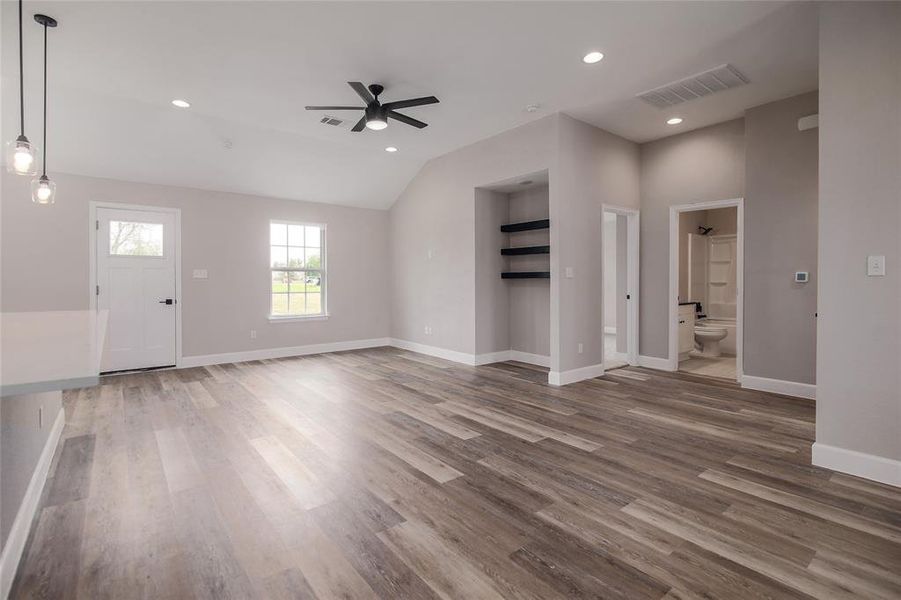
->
[109,221,163,256]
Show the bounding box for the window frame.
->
[268,220,328,321]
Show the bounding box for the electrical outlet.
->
[192,269,209,279]
[565,267,574,279]
[867,255,886,277]
[577,343,583,354]
[250,330,257,339]
[424,325,432,335]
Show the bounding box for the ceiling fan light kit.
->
[306,82,439,133]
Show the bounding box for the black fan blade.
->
[388,111,428,129]
[304,106,363,111]
[351,116,367,132]
[383,96,439,111]
[348,82,374,104]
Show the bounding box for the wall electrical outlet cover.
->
[867,255,886,277]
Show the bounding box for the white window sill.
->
[268,314,329,323]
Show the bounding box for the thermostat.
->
[794,272,809,283]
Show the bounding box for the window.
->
[109,221,164,256]
[270,222,325,318]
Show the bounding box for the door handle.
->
[159,299,175,305]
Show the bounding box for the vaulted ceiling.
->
[1,1,818,209]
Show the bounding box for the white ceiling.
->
[1,1,818,209]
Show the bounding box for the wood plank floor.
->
[12,347,901,599]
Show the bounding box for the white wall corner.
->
[179,337,392,368]
[812,443,901,488]
[389,338,477,366]
[741,375,816,400]
[637,355,676,371]
[0,408,65,599]
[548,363,605,386]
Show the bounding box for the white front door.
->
[96,207,177,372]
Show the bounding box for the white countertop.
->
[1,310,108,397]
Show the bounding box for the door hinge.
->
[95,220,99,230]
[96,285,100,296]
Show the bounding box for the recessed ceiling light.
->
[385,146,398,153]
[171,99,191,108]
[582,51,604,64]
[667,117,683,125]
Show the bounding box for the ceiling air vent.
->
[320,116,345,127]
[637,64,749,109]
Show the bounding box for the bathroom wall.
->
[745,91,819,385]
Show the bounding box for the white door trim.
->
[89,201,183,368]
[668,198,743,381]
[601,204,640,367]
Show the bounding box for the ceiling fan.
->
[305,82,439,132]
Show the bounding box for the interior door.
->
[96,207,176,372]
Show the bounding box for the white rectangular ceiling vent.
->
[637,64,749,109]
[320,116,345,127]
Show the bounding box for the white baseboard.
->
[179,337,391,368]
[389,338,477,366]
[509,351,551,368]
[604,326,617,335]
[548,363,605,386]
[812,442,901,488]
[0,407,65,599]
[637,355,675,371]
[742,375,816,400]
[473,350,512,366]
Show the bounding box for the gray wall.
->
[1,171,391,358]
[639,119,746,359]
[553,114,640,372]
[817,3,900,463]
[745,92,818,385]
[474,187,510,355]
[1,391,62,550]
[390,116,556,355]
[508,185,550,357]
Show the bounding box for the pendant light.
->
[5,0,37,175]
[31,13,57,205]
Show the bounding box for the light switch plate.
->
[867,255,885,277]
[192,269,209,279]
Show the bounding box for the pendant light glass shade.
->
[6,135,38,175]
[31,174,56,204]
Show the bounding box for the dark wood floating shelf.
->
[501,245,550,256]
[500,219,550,233]
[501,271,551,279]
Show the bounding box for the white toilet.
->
[694,322,728,357]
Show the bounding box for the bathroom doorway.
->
[668,199,743,381]
[602,205,640,369]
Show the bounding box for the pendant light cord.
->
[18,0,24,136]
[41,20,47,176]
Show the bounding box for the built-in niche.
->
[473,170,550,364]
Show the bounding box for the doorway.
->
[602,205,639,369]
[90,203,181,373]
[668,198,743,381]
